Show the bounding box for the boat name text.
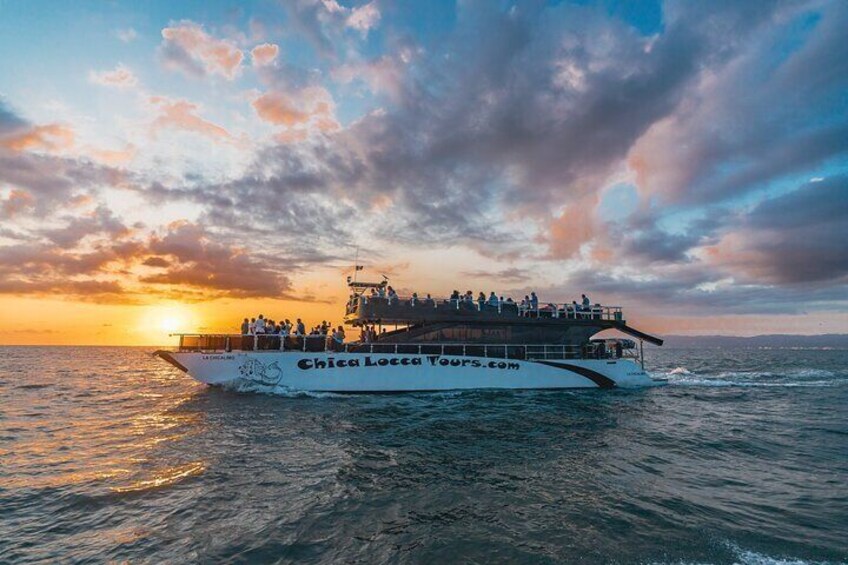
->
[297,355,520,371]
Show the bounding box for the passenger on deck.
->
[255,315,266,334]
[425,293,434,306]
[387,286,398,305]
[488,292,499,307]
[582,294,591,310]
[331,326,345,351]
[450,290,460,303]
[530,292,539,310]
[520,296,529,316]
[477,292,486,309]
[241,318,249,335]
[296,319,305,336]
[411,292,418,306]
[465,290,474,303]
[377,285,386,298]
[249,317,256,334]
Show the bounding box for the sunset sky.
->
[1,0,846,345]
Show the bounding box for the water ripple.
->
[1,346,846,563]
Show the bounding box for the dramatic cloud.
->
[705,176,848,285]
[0,216,296,303]
[628,1,848,206]
[141,221,294,298]
[160,21,244,79]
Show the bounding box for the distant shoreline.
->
[659,334,848,349]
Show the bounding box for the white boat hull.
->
[156,351,654,392]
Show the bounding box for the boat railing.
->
[172,334,632,360]
[345,294,624,321]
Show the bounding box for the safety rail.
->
[346,294,624,321]
[172,334,632,360]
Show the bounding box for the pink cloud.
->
[149,97,232,141]
[546,194,600,259]
[0,123,75,154]
[252,87,340,139]
[88,64,139,89]
[251,43,279,66]
[346,2,381,37]
[1,189,35,218]
[332,56,404,101]
[88,144,138,165]
[252,92,310,126]
[160,21,244,80]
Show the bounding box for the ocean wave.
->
[652,367,842,388]
[224,378,344,398]
[651,542,843,565]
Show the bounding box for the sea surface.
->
[1,346,846,564]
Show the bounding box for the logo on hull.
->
[238,359,283,386]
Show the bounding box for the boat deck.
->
[169,334,639,361]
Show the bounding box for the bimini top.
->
[343,287,663,346]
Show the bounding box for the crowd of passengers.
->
[239,315,346,350]
[355,286,601,318]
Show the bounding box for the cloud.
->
[89,64,139,89]
[251,86,339,135]
[0,123,75,154]
[251,43,279,66]
[140,221,294,298]
[628,1,848,206]
[460,267,531,284]
[149,96,232,141]
[160,21,244,79]
[252,91,309,126]
[1,190,35,218]
[115,27,138,43]
[346,2,381,37]
[0,214,298,303]
[704,176,848,285]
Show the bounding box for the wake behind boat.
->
[155,278,664,392]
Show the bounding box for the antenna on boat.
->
[353,246,361,284]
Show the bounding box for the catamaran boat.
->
[155,278,664,392]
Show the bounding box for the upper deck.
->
[345,294,624,325]
[343,290,662,346]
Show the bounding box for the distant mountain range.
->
[659,334,848,348]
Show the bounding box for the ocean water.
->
[1,346,846,564]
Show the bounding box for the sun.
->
[137,305,193,343]
[160,316,182,334]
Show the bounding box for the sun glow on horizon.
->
[139,305,194,343]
